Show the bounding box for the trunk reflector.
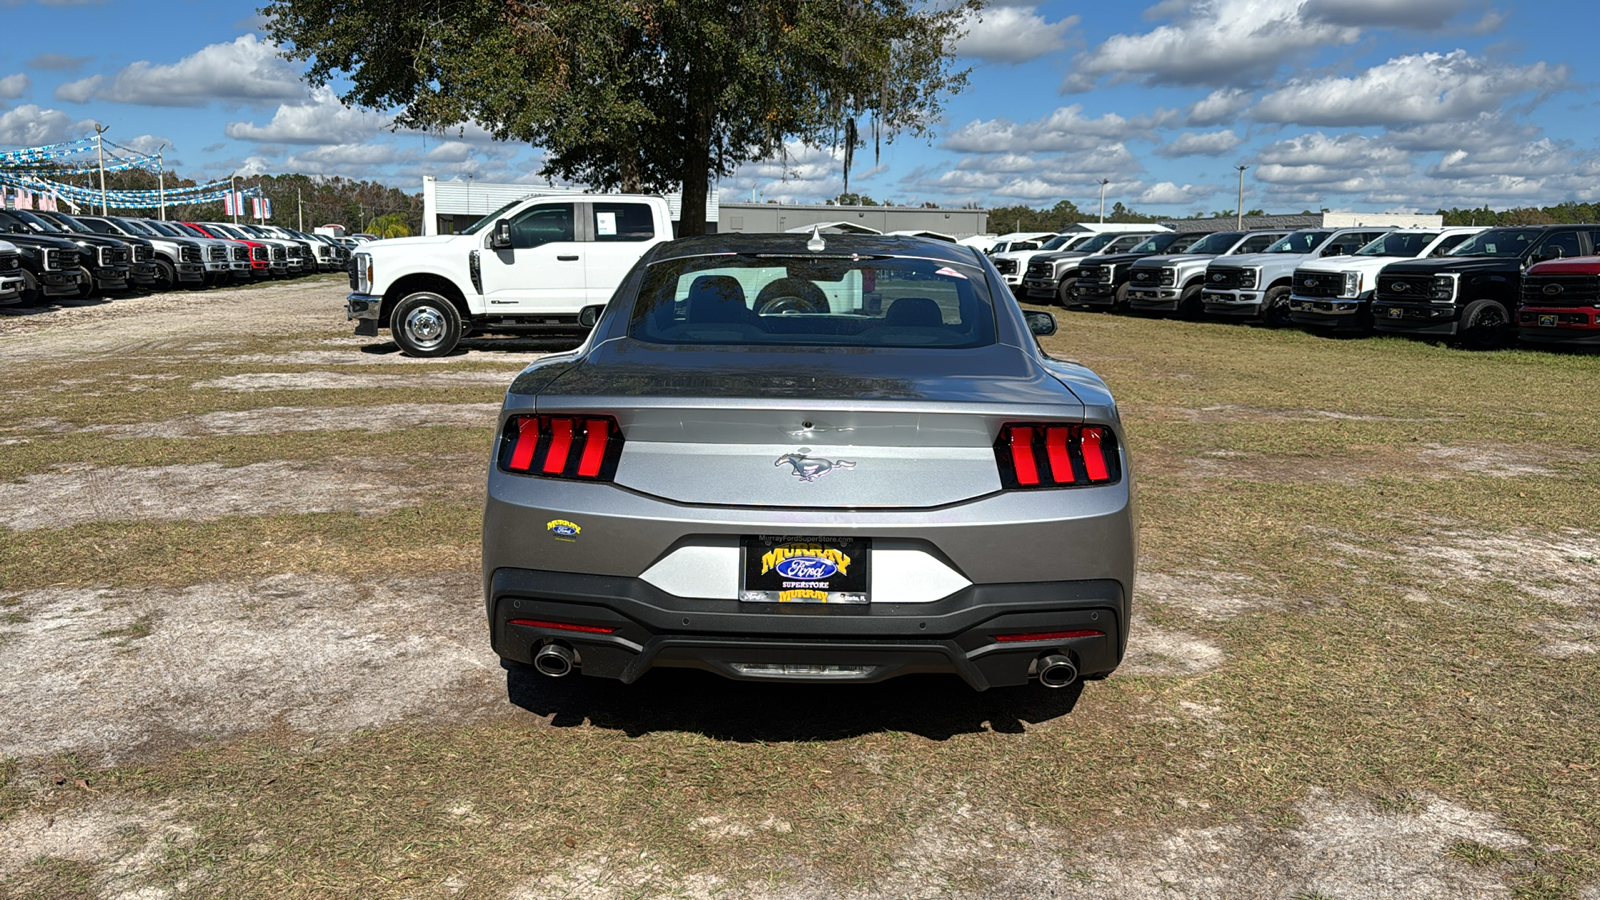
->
[508,618,616,634]
[994,629,1104,643]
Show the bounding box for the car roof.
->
[644,232,984,266]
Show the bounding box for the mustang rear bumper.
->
[489,567,1125,690]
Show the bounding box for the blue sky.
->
[1,0,1595,216]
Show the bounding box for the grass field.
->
[1,282,1597,898]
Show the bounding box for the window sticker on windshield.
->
[596,212,617,237]
[934,266,968,280]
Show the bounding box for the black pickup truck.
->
[1070,231,1208,311]
[1371,224,1598,349]
[0,220,87,304]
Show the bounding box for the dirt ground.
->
[1,278,1597,898]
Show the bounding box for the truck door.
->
[478,202,585,312]
[582,201,659,306]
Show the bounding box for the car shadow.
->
[505,665,1085,742]
[358,337,583,357]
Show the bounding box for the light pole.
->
[93,123,110,214]
[1098,178,1110,223]
[155,143,167,220]
[1235,165,1248,230]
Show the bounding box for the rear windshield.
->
[1356,232,1439,257]
[1182,231,1241,254]
[1264,230,1332,254]
[630,254,997,348]
[1447,228,1541,258]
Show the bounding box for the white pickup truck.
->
[346,194,672,356]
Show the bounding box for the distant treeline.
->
[48,168,423,234]
[1434,203,1600,226]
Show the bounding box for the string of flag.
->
[0,173,264,211]
[1,134,270,216]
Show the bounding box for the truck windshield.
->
[1356,232,1439,257]
[1263,231,1332,254]
[461,200,525,235]
[1184,231,1243,254]
[110,218,156,236]
[1071,233,1118,253]
[8,210,68,233]
[1131,234,1175,253]
[631,254,997,349]
[1038,234,1076,251]
[1447,229,1542,257]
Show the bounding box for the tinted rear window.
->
[630,255,997,348]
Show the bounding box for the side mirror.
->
[1024,310,1057,337]
[1537,247,1565,262]
[577,304,605,328]
[1322,244,1345,257]
[490,218,513,250]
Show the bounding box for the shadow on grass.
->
[358,336,584,357]
[506,664,1085,742]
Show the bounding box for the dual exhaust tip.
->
[1037,653,1079,689]
[534,642,576,678]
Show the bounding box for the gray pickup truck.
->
[1125,230,1287,317]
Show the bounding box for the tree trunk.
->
[678,72,714,236]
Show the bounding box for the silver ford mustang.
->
[482,233,1137,691]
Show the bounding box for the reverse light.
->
[499,415,624,480]
[994,423,1120,489]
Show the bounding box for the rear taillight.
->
[499,415,624,481]
[994,423,1120,489]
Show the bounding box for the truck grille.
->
[232,246,249,262]
[46,249,79,270]
[1,253,18,272]
[1521,273,1600,307]
[181,246,202,263]
[994,258,1018,275]
[1025,260,1052,279]
[271,247,286,261]
[1205,267,1246,288]
[1374,274,1436,301]
[113,247,131,264]
[1294,270,1346,298]
[1079,265,1110,284]
[252,246,268,262]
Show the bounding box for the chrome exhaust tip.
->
[1037,653,1079,689]
[533,643,576,678]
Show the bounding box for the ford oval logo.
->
[1303,278,1316,287]
[1543,283,1564,295]
[1390,281,1408,292]
[1211,273,1223,282]
[774,556,839,580]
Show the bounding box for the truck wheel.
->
[19,269,41,306]
[1260,286,1292,328]
[73,267,95,300]
[1455,299,1511,350]
[1177,284,1203,320]
[1055,278,1077,307]
[392,292,462,357]
[1111,282,1131,313]
[153,260,177,292]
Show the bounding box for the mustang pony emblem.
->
[776,449,856,483]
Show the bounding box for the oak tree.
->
[264,0,981,234]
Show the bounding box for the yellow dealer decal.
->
[779,589,829,603]
[547,519,581,542]
[760,543,852,577]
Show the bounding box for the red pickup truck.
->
[1518,256,1600,346]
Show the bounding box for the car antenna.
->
[806,226,826,252]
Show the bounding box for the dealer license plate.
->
[1539,314,1558,327]
[740,535,870,604]
[1387,307,1404,319]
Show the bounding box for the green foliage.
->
[834,192,880,206]
[363,213,412,238]
[70,167,420,232]
[987,198,1173,232]
[1436,201,1600,226]
[265,0,983,234]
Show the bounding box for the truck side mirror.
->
[1322,244,1345,257]
[490,219,513,250]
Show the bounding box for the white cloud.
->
[1428,138,1575,179]
[1155,130,1243,158]
[115,134,175,155]
[0,73,30,100]
[726,143,851,204]
[0,104,94,145]
[956,6,1078,64]
[1253,132,1411,189]
[225,87,393,144]
[61,35,305,107]
[26,53,93,72]
[1070,0,1361,87]
[1301,0,1483,30]
[286,143,400,171]
[1186,88,1253,126]
[1134,181,1219,205]
[425,142,475,163]
[944,105,1175,153]
[1252,51,1570,127]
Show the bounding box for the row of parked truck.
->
[0,210,351,308]
[987,224,1600,350]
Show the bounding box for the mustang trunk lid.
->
[530,340,1085,508]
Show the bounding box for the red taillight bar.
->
[507,618,616,634]
[500,415,624,481]
[994,629,1104,643]
[993,423,1120,489]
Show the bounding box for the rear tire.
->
[73,267,94,300]
[1260,285,1292,328]
[1455,298,1511,350]
[1055,277,1077,307]
[1110,282,1131,313]
[391,292,462,357]
[153,259,177,292]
